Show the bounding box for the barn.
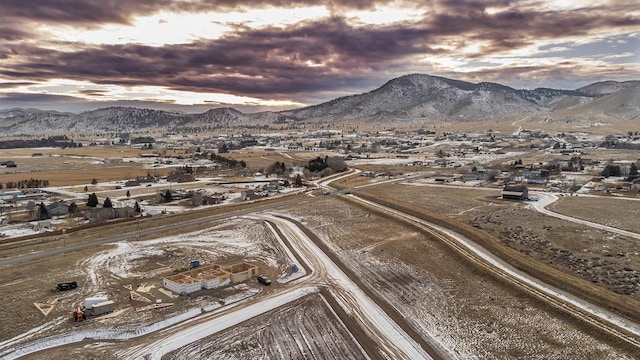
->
[502,185,529,200]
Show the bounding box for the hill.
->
[0,74,637,136]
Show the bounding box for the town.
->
[0,125,639,359]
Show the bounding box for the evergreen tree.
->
[295,174,303,187]
[87,193,99,207]
[164,190,173,202]
[629,163,638,180]
[126,190,131,198]
[134,201,141,214]
[38,202,51,220]
[103,197,113,208]
[91,178,98,186]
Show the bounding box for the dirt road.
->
[347,193,640,348]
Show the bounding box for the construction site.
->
[163,262,259,294]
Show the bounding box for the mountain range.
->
[1,74,638,136]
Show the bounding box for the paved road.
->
[4,170,639,357]
[0,195,313,268]
[530,192,640,240]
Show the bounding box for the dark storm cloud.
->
[0,16,432,100]
[0,26,30,41]
[0,0,638,110]
[426,4,640,55]
[0,0,392,30]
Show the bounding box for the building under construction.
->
[163,262,259,294]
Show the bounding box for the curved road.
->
[3,170,639,358]
[530,192,640,240]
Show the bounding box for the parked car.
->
[257,275,271,286]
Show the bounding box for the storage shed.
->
[502,185,529,200]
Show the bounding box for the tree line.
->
[0,178,50,189]
[0,136,81,149]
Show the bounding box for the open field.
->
[1,182,638,358]
[1,141,639,359]
[166,293,366,360]
[549,196,640,233]
[0,147,174,187]
[354,182,640,317]
[280,196,637,358]
[0,146,340,187]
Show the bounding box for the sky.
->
[0,0,638,113]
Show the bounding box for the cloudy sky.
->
[0,0,638,113]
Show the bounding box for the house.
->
[46,201,69,217]
[502,185,529,200]
[461,173,482,181]
[462,164,487,174]
[434,176,453,183]
[0,189,24,201]
[34,220,52,231]
[188,194,222,206]
[262,181,281,194]
[83,206,135,223]
[125,180,140,187]
[241,190,262,201]
[289,166,305,177]
[115,206,136,219]
[136,175,158,183]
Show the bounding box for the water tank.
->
[291,263,298,272]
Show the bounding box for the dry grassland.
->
[0,147,178,186]
[549,196,640,232]
[283,196,635,358]
[354,183,640,320]
[226,150,339,170]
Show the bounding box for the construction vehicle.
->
[73,305,86,322]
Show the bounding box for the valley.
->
[0,73,639,359]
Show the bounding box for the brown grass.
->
[549,196,640,233]
[353,184,640,323]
